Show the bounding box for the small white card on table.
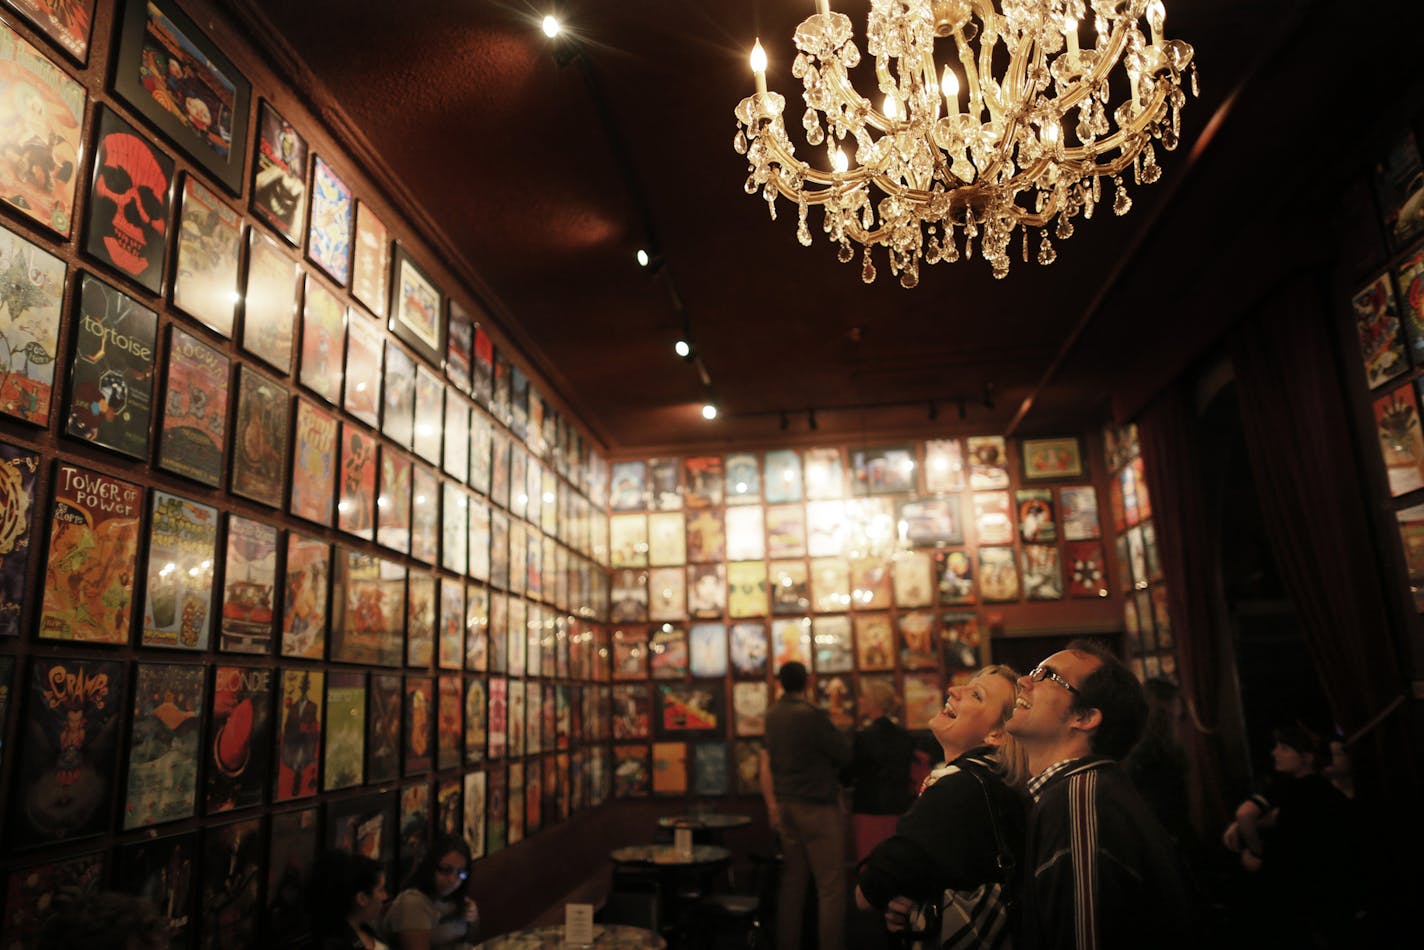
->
[565,902,595,945]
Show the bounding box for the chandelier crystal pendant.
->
[733,0,1196,287]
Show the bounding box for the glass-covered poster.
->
[159,327,230,486]
[140,491,219,650]
[65,274,157,459]
[38,465,142,644]
[0,441,39,637]
[0,222,66,424]
[123,662,205,829]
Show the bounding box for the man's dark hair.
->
[1066,638,1146,758]
[777,661,808,693]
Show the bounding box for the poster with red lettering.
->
[204,665,274,814]
[38,463,142,644]
[8,655,127,848]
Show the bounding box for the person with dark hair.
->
[382,834,479,950]
[306,850,389,950]
[845,677,915,863]
[760,660,853,950]
[37,891,167,950]
[1006,640,1194,949]
[1123,676,1194,849]
[1222,724,1359,945]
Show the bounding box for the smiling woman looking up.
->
[854,666,1028,947]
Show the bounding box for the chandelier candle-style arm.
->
[732,0,1196,287]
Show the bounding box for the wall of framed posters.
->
[0,1,617,943]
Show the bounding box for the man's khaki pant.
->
[775,799,846,950]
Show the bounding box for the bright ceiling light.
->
[701,403,718,420]
[541,14,561,38]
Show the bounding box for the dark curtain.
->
[1230,276,1419,813]
[1137,383,1233,833]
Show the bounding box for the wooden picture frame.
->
[389,243,443,367]
[1021,437,1085,480]
[111,0,250,194]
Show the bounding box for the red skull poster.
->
[83,107,173,294]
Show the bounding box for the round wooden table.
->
[475,923,666,948]
[609,844,732,868]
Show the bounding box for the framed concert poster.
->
[967,436,1010,490]
[898,496,965,545]
[112,0,250,193]
[9,655,126,846]
[656,682,723,738]
[3,851,105,944]
[937,549,977,605]
[465,678,488,763]
[352,201,389,317]
[1353,273,1408,389]
[229,364,289,508]
[466,584,489,670]
[447,300,474,394]
[218,515,276,655]
[850,445,915,495]
[345,308,384,427]
[1021,544,1064,600]
[763,449,801,504]
[192,728,254,833]
[732,681,767,736]
[37,464,141,643]
[123,662,204,828]
[322,671,366,792]
[813,614,853,672]
[0,222,65,425]
[2,0,95,62]
[382,340,416,447]
[267,808,319,946]
[83,110,174,293]
[404,676,435,775]
[438,674,463,770]
[1066,540,1108,598]
[250,100,307,243]
[159,326,230,487]
[280,534,328,660]
[377,449,413,553]
[65,273,157,459]
[1058,485,1101,540]
[172,174,242,336]
[198,818,263,947]
[367,674,402,784]
[924,438,966,493]
[0,19,84,234]
[1016,488,1057,543]
[411,465,439,564]
[140,490,218,650]
[412,363,443,465]
[242,230,299,373]
[0,442,39,636]
[289,399,338,525]
[817,676,855,730]
[331,550,404,668]
[978,547,1021,602]
[1395,246,1424,367]
[299,276,345,405]
[116,832,196,946]
[390,244,443,367]
[438,577,465,670]
[1021,437,1084,480]
[308,155,353,285]
[683,456,723,508]
[651,741,687,796]
[404,570,435,668]
[444,397,470,482]
[337,423,378,541]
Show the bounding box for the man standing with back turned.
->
[761,660,852,950]
[1007,640,1195,949]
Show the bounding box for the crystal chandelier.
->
[733,0,1196,286]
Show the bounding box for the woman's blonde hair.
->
[861,678,900,719]
[972,664,1029,791]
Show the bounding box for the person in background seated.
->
[37,891,167,950]
[1223,724,1359,946]
[307,850,390,950]
[845,678,915,863]
[761,660,853,950]
[384,835,480,950]
[855,666,1027,950]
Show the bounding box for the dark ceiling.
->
[223,0,1358,455]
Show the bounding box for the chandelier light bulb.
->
[541,14,561,38]
[749,39,767,74]
[732,0,1196,285]
[636,248,650,267]
[674,339,691,357]
[701,403,718,421]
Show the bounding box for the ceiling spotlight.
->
[541,14,561,38]
[957,399,967,421]
[808,408,818,431]
[636,248,650,267]
[779,411,789,431]
[674,339,691,358]
[702,403,718,421]
[928,401,939,421]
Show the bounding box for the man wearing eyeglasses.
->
[1006,640,1194,949]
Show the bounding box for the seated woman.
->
[855,665,1027,947]
[307,850,390,950]
[383,835,480,950]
